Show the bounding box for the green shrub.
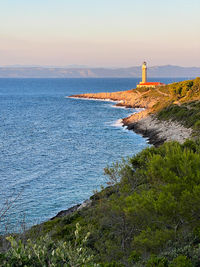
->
[0,223,96,266]
[146,255,168,267]
[169,255,193,267]
[194,120,200,131]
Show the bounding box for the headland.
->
[69,78,199,145]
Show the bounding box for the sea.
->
[0,77,189,233]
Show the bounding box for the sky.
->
[0,0,200,67]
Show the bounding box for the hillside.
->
[0,65,199,78]
[1,141,200,266]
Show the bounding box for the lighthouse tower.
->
[137,61,165,88]
[142,61,147,83]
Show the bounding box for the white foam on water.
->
[110,104,127,109]
[135,108,145,112]
[110,119,123,127]
[105,119,124,128]
[66,96,117,103]
[108,120,137,135]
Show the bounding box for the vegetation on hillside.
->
[136,77,200,113]
[155,77,200,101]
[1,140,200,266]
[166,77,200,100]
[157,101,200,132]
[155,77,200,135]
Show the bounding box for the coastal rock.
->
[77,199,92,211]
[122,109,151,124]
[50,204,81,220]
[50,199,92,220]
[125,115,192,146]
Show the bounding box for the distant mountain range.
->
[0,65,199,78]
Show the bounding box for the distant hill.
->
[0,65,199,78]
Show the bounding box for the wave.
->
[110,104,127,109]
[110,119,123,127]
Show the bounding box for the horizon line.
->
[1,64,200,69]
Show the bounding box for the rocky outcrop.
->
[122,109,151,124]
[50,200,92,220]
[50,204,81,220]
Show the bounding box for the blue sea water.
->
[0,77,189,232]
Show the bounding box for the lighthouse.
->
[142,61,147,83]
[137,61,165,88]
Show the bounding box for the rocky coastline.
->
[123,115,192,146]
[69,90,192,146]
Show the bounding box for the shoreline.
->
[69,95,192,146]
[50,92,193,220]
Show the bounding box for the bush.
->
[0,223,96,266]
[146,255,168,267]
[169,255,193,267]
[194,120,200,131]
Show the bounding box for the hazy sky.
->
[0,0,200,67]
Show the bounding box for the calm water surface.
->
[0,77,188,232]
